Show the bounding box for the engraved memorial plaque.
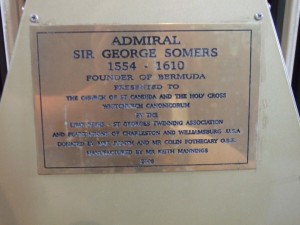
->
[31,24,260,174]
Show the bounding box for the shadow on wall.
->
[292,17,300,115]
[0,8,8,101]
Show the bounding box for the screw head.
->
[30,13,39,23]
[254,13,264,21]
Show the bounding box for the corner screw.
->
[30,13,39,23]
[254,13,264,21]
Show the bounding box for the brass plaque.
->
[31,24,260,174]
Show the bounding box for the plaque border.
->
[31,24,260,173]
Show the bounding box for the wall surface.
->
[0,0,300,225]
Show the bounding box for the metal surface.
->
[281,0,300,82]
[31,24,260,174]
